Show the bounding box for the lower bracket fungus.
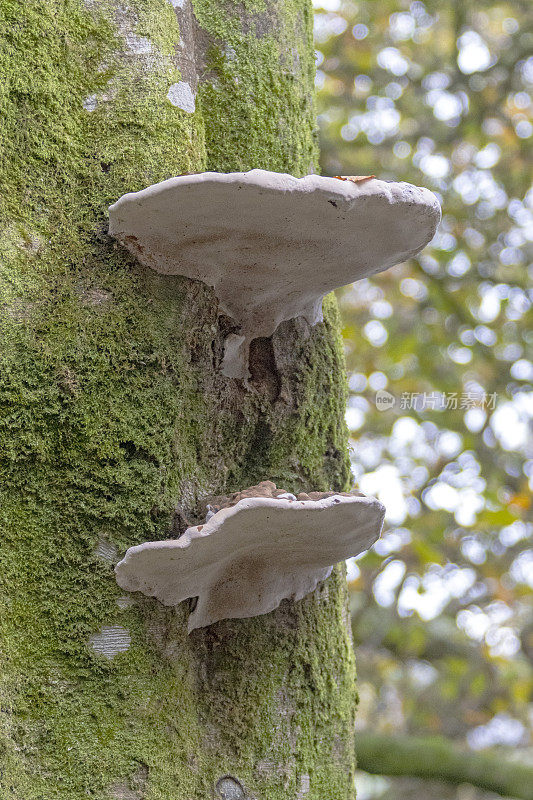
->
[115,482,385,631]
[108,169,441,379]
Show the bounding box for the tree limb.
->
[355,732,533,800]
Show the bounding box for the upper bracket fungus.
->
[115,481,385,631]
[108,169,441,379]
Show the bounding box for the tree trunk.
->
[0,1,356,798]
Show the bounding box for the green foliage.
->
[314,0,533,784]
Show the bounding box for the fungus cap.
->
[108,169,441,378]
[115,490,385,631]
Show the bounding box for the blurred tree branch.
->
[355,732,533,799]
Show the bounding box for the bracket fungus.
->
[108,169,441,379]
[115,482,385,631]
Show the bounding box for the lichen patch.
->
[89,625,132,659]
[82,94,98,111]
[94,538,119,562]
[296,774,310,799]
[124,33,154,55]
[167,81,196,111]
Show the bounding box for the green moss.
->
[0,0,356,797]
[193,0,318,173]
[266,296,351,491]
[187,565,356,799]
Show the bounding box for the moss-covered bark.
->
[0,0,356,797]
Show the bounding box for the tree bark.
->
[355,732,533,800]
[0,1,356,798]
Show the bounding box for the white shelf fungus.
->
[115,482,385,631]
[108,169,441,379]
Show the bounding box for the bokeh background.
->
[314,0,533,797]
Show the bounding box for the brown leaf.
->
[333,175,377,182]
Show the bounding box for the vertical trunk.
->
[0,1,356,798]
